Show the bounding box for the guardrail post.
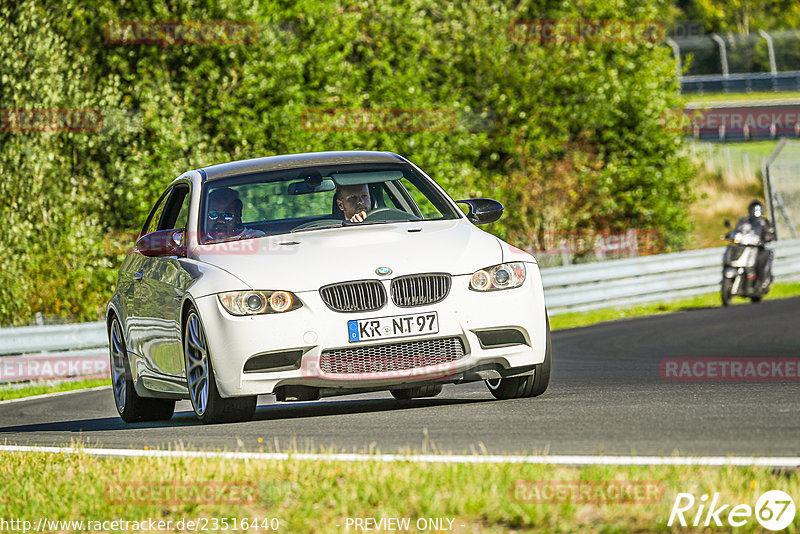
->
[710,34,730,79]
[665,37,682,79]
[723,145,732,183]
[757,30,778,75]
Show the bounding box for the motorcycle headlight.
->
[469,262,526,291]
[218,290,302,315]
[733,233,741,244]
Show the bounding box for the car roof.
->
[199,151,407,181]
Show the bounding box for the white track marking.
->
[0,445,797,467]
[0,385,109,405]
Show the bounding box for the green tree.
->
[0,0,694,325]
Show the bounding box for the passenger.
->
[205,187,265,241]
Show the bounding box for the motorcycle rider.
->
[733,200,775,290]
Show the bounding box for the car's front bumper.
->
[193,267,548,397]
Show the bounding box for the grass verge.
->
[0,449,797,533]
[686,91,800,103]
[550,282,800,331]
[686,139,773,249]
[0,378,108,402]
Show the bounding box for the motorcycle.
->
[720,219,772,306]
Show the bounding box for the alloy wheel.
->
[185,312,209,416]
[110,318,127,411]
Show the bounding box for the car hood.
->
[192,219,504,292]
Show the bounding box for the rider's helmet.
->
[748,200,765,219]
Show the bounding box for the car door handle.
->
[133,270,144,281]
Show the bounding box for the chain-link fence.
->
[669,30,800,77]
[667,29,800,93]
[765,139,800,239]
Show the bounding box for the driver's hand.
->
[349,211,367,223]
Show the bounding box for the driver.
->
[335,183,372,223]
[205,187,265,241]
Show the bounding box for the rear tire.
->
[184,308,256,424]
[109,317,175,423]
[485,313,552,400]
[721,279,733,307]
[390,384,443,400]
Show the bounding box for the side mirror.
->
[724,219,732,229]
[136,229,185,257]
[456,198,504,225]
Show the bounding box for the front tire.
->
[109,317,175,423]
[721,279,733,307]
[485,314,552,400]
[184,309,256,424]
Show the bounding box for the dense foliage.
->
[0,0,693,326]
[674,0,800,34]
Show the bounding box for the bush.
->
[0,0,694,325]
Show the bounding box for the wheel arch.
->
[181,295,197,328]
[106,302,122,334]
[179,294,226,396]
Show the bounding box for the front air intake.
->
[474,328,527,349]
[320,336,466,374]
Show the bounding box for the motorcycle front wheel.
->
[721,278,733,307]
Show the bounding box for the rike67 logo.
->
[668,490,796,531]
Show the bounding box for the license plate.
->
[347,312,439,342]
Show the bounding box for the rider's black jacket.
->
[734,215,775,245]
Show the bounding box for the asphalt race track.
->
[1,297,798,456]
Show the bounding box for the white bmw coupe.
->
[107,151,551,424]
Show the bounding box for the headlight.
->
[218,290,302,315]
[734,233,741,244]
[469,262,526,291]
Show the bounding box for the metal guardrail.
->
[0,321,106,355]
[681,71,800,94]
[0,322,108,383]
[542,238,800,314]
[1,239,799,382]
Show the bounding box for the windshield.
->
[199,163,460,243]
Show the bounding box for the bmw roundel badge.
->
[375,266,392,276]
